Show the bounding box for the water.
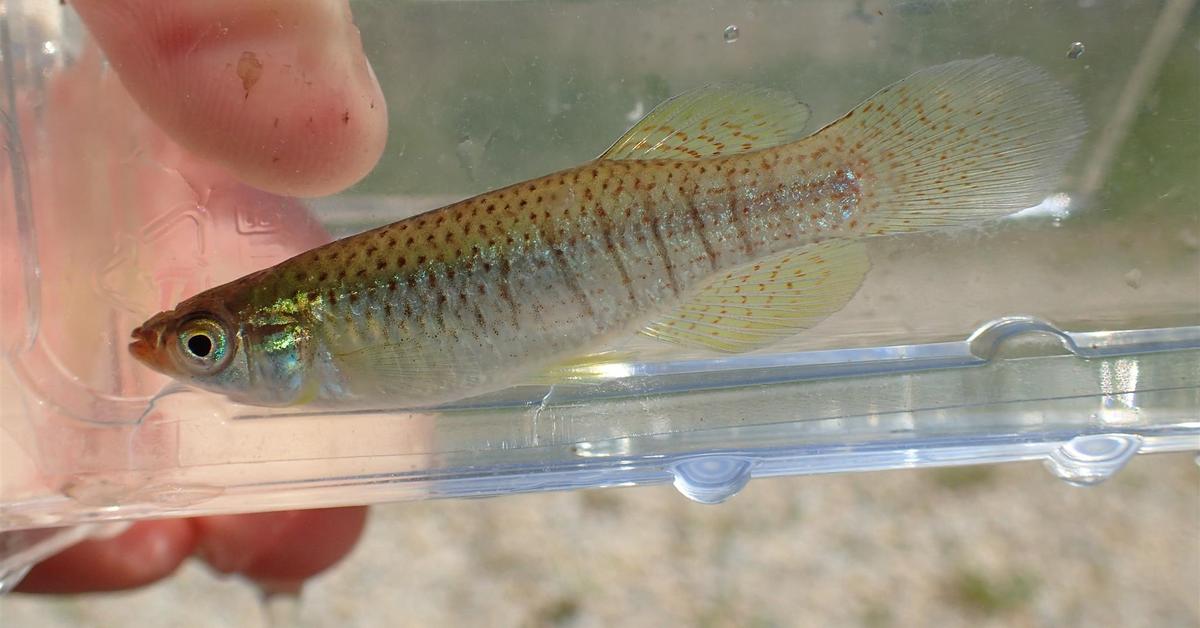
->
[723,24,740,43]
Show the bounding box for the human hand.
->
[70,0,388,198]
[13,0,386,593]
[17,508,368,594]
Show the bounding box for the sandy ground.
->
[3,452,1196,627]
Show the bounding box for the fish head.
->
[130,293,315,406]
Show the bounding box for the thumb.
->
[71,0,388,198]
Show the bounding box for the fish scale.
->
[130,57,1085,408]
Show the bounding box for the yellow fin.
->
[600,85,811,161]
[640,239,869,353]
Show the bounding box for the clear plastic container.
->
[2,0,1198,581]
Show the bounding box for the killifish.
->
[130,57,1085,408]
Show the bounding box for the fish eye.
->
[186,333,213,358]
[175,315,233,372]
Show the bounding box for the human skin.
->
[15,0,386,593]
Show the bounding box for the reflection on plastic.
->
[1044,434,1142,486]
[1096,358,1141,424]
[671,455,756,504]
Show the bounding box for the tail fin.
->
[825,56,1086,233]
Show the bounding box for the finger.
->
[71,0,388,198]
[14,520,198,593]
[193,507,368,591]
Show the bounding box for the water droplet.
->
[41,41,58,56]
[723,25,740,44]
[1067,41,1086,59]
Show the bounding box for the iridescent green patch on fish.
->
[130,57,1085,408]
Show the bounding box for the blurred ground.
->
[3,452,1197,627]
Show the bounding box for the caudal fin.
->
[825,56,1086,233]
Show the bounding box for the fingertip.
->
[72,0,388,197]
[194,507,368,588]
[240,507,369,589]
[15,520,197,594]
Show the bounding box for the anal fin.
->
[640,239,869,353]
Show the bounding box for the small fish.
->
[130,57,1085,408]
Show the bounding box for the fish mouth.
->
[128,325,163,369]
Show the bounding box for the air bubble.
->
[672,455,754,503]
[1044,434,1141,486]
[1067,42,1086,59]
[723,25,740,43]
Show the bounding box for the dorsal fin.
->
[640,239,869,353]
[601,85,811,161]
